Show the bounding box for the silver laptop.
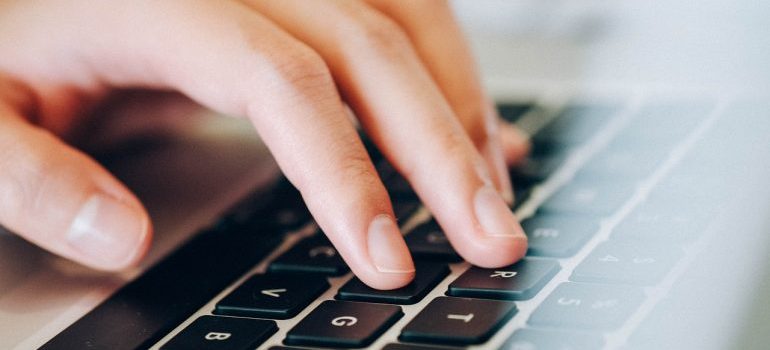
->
[2,1,770,349]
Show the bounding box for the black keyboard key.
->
[611,201,714,246]
[571,241,681,285]
[41,207,285,350]
[399,297,517,346]
[618,101,711,145]
[337,262,449,304]
[501,328,604,350]
[510,152,567,184]
[387,175,418,199]
[161,316,276,350]
[447,258,559,300]
[393,197,421,222]
[285,300,402,348]
[529,282,644,330]
[649,168,730,204]
[215,274,329,319]
[497,102,534,123]
[533,104,619,146]
[540,180,636,215]
[220,180,311,232]
[575,145,668,182]
[377,160,418,200]
[512,186,532,211]
[405,221,462,262]
[262,181,312,230]
[382,344,460,350]
[268,347,305,350]
[522,215,598,257]
[269,235,349,276]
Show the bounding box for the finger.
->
[0,100,151,270]
[60,1,414,289]
[365,0,516,202]
[500,120,532,166]
[241,0,527,267]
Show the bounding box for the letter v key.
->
[261,288,287,298]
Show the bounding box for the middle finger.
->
[242,0,527,267]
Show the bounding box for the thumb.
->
[0,104,151,270]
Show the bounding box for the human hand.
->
[0,0,530,289]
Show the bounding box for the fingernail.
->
[474,186,527,238]
[67,194,148,269]
[367,215,415,274]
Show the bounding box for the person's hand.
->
[0,0,530,289]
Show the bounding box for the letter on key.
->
[400,297,517,346]
[161,316,277,350]
[285,301,403,348]
[215,274,329,319]
[448,258,560,300]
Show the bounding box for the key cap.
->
[522,215,598,257]
[574,145,668,182]
[533,103,620,146]
[501,328,604,350]
[539,180,636,215]
[611,201,714,246]
[41,206,286,350]
[376,160,417,200]
[448,258,559,300]
[220,180,312,233]
[382,344,460,350]
[269,183,312,230]
[618,101,711,146]
[510,152,567,185]
[386,175,418,200]
[513,187,532,211]
[215,274,329,319]
[529,282,644,330]
[405,221,462,262]
[393,197,421,223]
[649,168,731,204]
[284,300,402,348]
[571,241,681,285]
[399,297,517,346]
[497,102,534,123]
[269,235,349,276]
[337,262,449,304]
[161,316,277,350]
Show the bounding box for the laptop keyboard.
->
[42,96,755,350]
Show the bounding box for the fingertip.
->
[67,193,152,271]
[358,269,416,291]
[446,187,528,268]
[363,214,416,290]
[460,235,528,269]
[499,122,531,166]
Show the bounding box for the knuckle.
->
[268,46,332,90]
[0,128,84,230]
[349,15,411,55]
[324,134,380,188]
[339,150,380,188]
[0,132,53,220]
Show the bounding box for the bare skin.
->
[0,0,530,290]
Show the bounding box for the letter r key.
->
[491,271,518,278]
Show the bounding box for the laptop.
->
[2,1,770,349]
